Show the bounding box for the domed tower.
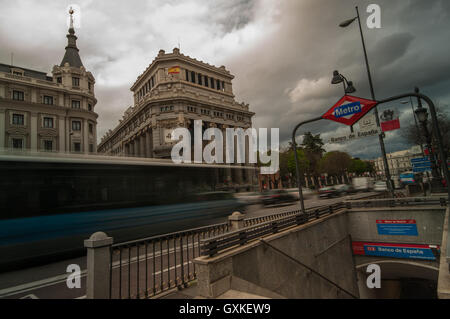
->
[52,7,98,153]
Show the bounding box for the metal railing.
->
[201,202,347,257]
[83,191,417,298]
[108,222,229,299]
[345,196,447,208]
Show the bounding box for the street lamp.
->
[331,70,356,132]
[414,87,439,180]
[331,70,356,94]
[339,6,395,197]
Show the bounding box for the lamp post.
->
[339,6,395,197]
[414,87,439,180]
[332,70,356,132]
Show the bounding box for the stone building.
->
[98,48,256,185]
[0,12,98,153]
[374,146,422,185]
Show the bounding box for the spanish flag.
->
[168,66,180,74]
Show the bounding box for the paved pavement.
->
[0,192,378,299]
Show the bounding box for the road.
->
[0,192,378,299]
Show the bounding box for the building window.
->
[12,138,23,149]
[57,77,62,83]
[72,77,80,87]
[43,117,54,128]
[13,90,24,101]
[151,76,154,87]
[89,144,94,153]
[72,100,81,109]
[72,121,81,131]
[204,75,209,87]
[222,81,225,91]
[198,73,202,85]
[43,95,54,105]
[190,71,196,83]
[89,123,93,134]
[216,79,220,90]
[88,104,92,111]
[210,77,214,88]
[12,113,24,125]
[44,140,53,151]
[73,142,81,152]
[185,70,189,81]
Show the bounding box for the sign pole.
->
[355,6,394,197]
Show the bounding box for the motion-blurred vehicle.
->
[352,177,373,192]
[285,187,315,200]
[333,184,353,196]
[234,192,262,205]
[0,152,252,271]
[374,181,388,192]
[261,189,296,206]
[318,186,337,198]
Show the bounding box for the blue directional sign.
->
[411,157,429,164]
[411,157,432,173]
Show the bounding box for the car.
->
[260,189,297,206]
[318,186,337,198]
[374,181,388,192]
[333,184,353,196]
[234,192,262,205]
[285,187,315,200]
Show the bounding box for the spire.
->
[60,7,83,68]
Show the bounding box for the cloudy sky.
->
[1,0,449,159]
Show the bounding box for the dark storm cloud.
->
[1,0,449,160]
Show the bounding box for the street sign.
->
[358,114,377,132]
[413,166,432,173]
[411,157,429,163]
[328,127,381,144]
[379,108,400,132]
[322,95,378,126]
[352,242,439,261]
[376,220,418,236]
[411,157,432,173]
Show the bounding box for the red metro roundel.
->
[322,95,378,126]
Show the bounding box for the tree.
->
[401,105,450,157]
[319,151,352,183]
[349,158,373,176]
[301,132,325,189]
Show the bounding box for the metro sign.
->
[322,95,378,126]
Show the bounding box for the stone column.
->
[59,117,65,152]
[222,126,232,184]
[30,113,38,151]
[140,133,146,157]
[129,141,134,157]
[145,129,153,158]
[0,110,5,149]
[84,232,113,299]
[134,137,140,157]
[228,212,245,231]
[83,119,89,154]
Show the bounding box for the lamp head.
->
[345,81,356,94]
[415,107,428,123]
[331,70,343,84]
[339,17,357,28]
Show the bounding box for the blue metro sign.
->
[333,102,362,118]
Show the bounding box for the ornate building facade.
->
[98,48,256,185]
[0,13,98,153]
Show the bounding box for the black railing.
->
[108,222,229,299]
[346,196,448,208]
[201,202,347,257]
